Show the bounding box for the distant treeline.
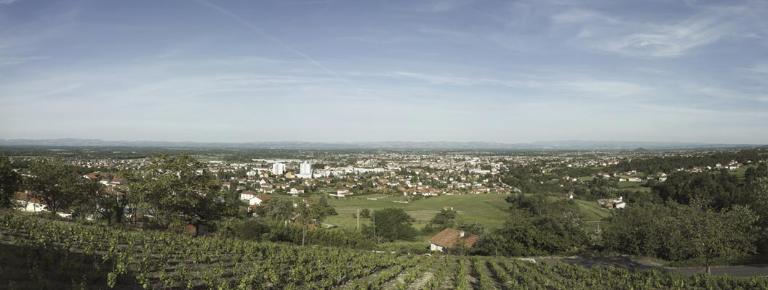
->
[612,149,766,174]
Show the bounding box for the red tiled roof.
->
[256,194,272,202]
[429,228,479,249]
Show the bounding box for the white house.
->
[240,191,272,206]
[239,191,257,202]
[598,196,626,209]
[14,191,47,213]
[288,188,304,196]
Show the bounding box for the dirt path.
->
[667,265,768,277]
[559,255,768,277]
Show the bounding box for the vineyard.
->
[1,211,767,289]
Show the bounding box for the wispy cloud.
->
[0,0,21,5]
[551,3,760,58]
[0,55,46,66]
[600,16,731,57]
[391,71,652,100]
[388,0,475,13]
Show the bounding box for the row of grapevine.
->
[0,211,415,289]
[2,211,767,290]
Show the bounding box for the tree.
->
[259,198,295,222]
[360,208,371,218]
[26,159,98,215]
[683,204,759,274]
[752,178,768,258]
[364,208,417,242]
[130,155,226,227]
[423,208,457,233]
[316,195,337,217]
[478,196,588,256]
[602,202,759,273]
[0,157,21,208]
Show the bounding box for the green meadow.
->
[323,193,512,232]
[321,193,612,234]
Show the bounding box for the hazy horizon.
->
[1,0,767,143]
[1,137,764,148]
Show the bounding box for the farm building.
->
[429,228,479,253]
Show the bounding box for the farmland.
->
[2,210,767,289]
[324,194,512,231]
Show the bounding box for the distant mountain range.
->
[0,138,762,151]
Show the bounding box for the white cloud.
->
[551,4,761,58]
[0,0,20,5]
[601,16,730,57]
[391,71,652,100]
[557,80,650,97]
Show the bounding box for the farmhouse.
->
[429,228,479,253]
[240,191,272,206]
[598,196,626,209]
[13,191,46,213]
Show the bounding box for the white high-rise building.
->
[298,162,312,178]
[272,162,286,176]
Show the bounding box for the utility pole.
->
[356,208,360,231]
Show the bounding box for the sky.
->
[0,0,767,144]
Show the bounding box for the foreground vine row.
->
[1,211,767,289]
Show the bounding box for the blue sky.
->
[1,0,766,144]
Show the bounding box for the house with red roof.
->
[429,228,479,253]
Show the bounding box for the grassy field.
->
[572,199,612,221]
[323,194,512,232]
[322,193,612,236]
[616,181,652,192]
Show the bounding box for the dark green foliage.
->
[268,223,374,249]
[359,208,371,218]
[0,156,20,208]
[26,159,100,215]
[257,198,295,221]
[316,195,337,217]
[422,208,457,233]
[130,155,228,227]
[612,149,762,174]
[745,163,768,186]
[477,195,588,256]
[227,219,272,240]
[0,243,136,289]
[364,208,418,242]
[653,170,747,209]
[602,203,759,272]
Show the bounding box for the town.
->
[2,0,767,288]
[3,145,768,288]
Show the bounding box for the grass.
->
[323,194,512,233]
[571,199,612,221]
[321,192,612,238]
[616,181,652,192]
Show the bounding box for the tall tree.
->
[0,157,21,208]
[365,208,417,242]
[423,208,457,233]
[683,204,759,274]
[26,159,97,215]
[130,155,225,227]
